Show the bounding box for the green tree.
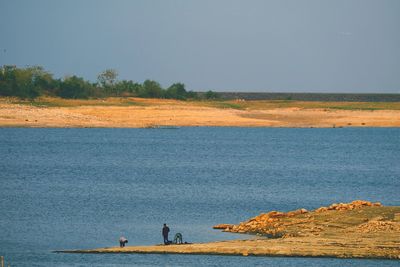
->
[97,69,118,88]
[166,83,187,100]
[114,80,142,96]
[0,65,17,96]
[26,66,55,95]
[0,65,201,100]
[139,80,163,98]
[15,68,43,99]
[0,66,43,99]
[0,65,57,99]
[58,76,93,99]
[205,90,220,100]
[186,90,199,99]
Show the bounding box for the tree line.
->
[0,65,220,100]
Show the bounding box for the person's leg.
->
[120,241,123,248]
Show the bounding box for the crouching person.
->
[174,233,183,244]
[119,236,128,247]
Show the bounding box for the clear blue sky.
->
[1,0,399,92]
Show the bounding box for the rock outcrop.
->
[315,200,381,213]
[213,200,385,237]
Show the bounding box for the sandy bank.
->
[57,236,400,259]
[1,97,400,128]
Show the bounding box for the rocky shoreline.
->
[213,200,385,237]
[59,200,400,260]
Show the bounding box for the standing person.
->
[162,223,170,245]
[119,236,128,247]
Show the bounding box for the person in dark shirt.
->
[162,223,170,244]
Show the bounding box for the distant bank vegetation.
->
[0,65,220,100]
[1,65,399,103]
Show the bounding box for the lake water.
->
[0,127,399,266]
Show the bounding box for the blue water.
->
[0,127,399,266]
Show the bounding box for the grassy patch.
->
[11,100,63,107]
[238,100,400,110]
[212,102,245,110]
[329,106,381,111]
[3,97,400,110]
[188,100,246,110]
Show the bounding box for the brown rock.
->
[214,200,387,237]
[351,200,372,207]
[289,209,302,215]
[315,207,328,213]
[300,208,308,214]
[213,224,234,230]
[266,211,279,217]
[269,212,286,218]
[329,203,339,210]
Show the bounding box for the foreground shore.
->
[57,237,399,259]
[1,97,400,128]
[60,201,400,260]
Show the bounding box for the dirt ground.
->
[1,97,400,128]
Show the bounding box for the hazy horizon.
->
[1,0,399,93]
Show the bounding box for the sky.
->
[0,0,399,93]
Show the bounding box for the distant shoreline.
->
[1,97,400,128]
[214,92,400,102]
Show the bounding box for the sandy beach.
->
[1,97,400,128]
